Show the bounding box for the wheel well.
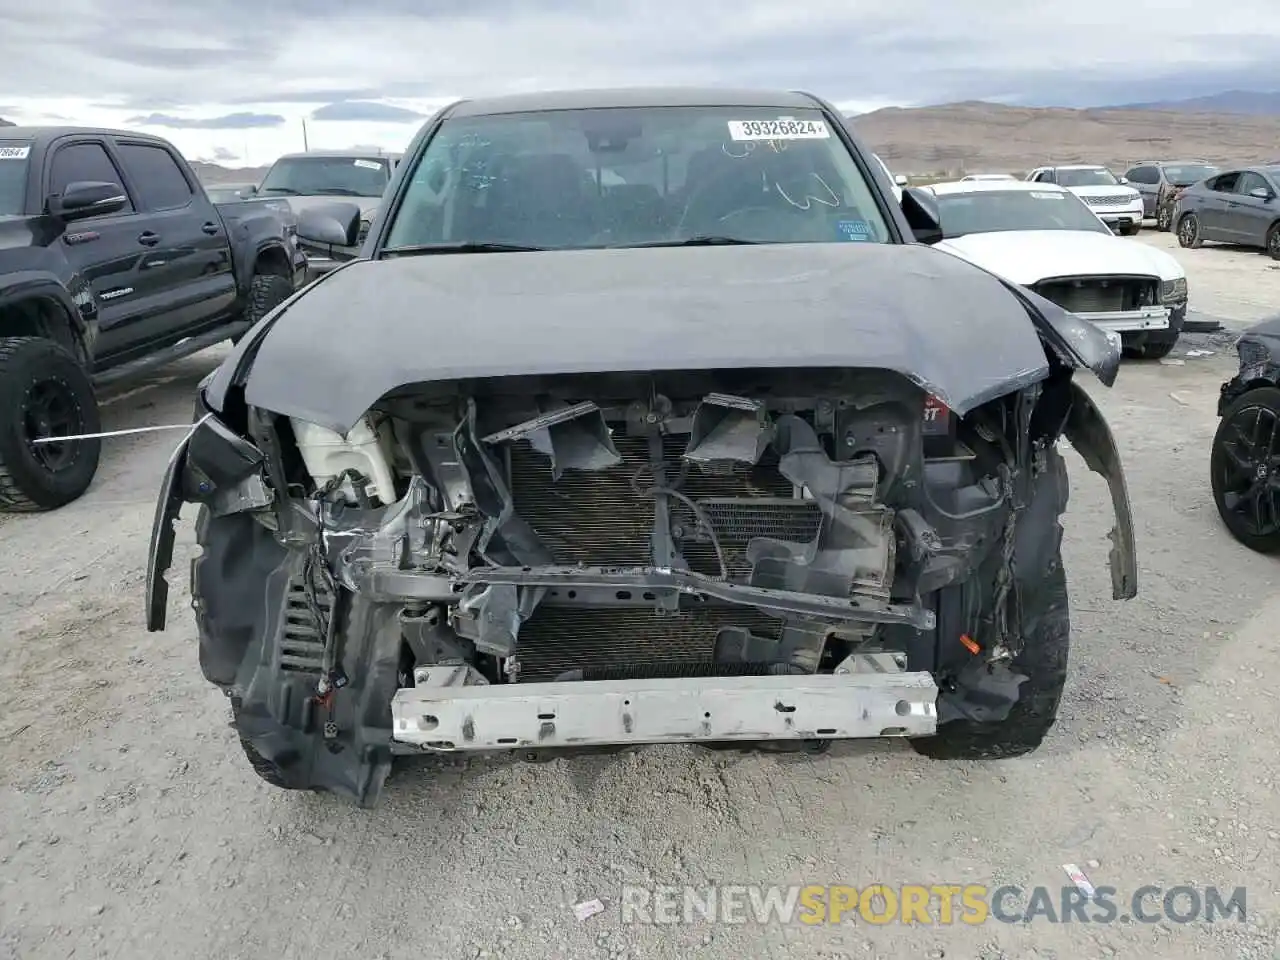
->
[0,297,84,362]
[1242,377,1280,394]
[253,245,292,279]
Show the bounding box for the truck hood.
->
[936,230,1184,286]
[211,242,1119,434]
[270,194,382,220]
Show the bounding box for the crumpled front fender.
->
[1005,281,1123,389]
[1062,380,1138,600]
[145,412,269,632]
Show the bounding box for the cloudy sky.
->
[2,0,1278,167]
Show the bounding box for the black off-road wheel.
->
[911,560,1070,760]
[1211,386,1280,553]
[1156,203,1173,232]
[0,336,101,512]
[1119,222,1142,237]
[1266,224,1280,261]
[231,273,295,345]
[1177,212,1203,248]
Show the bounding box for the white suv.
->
[1025,165,1145,235]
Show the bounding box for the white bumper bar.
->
[1080,305,1171,334]
[391,666,939,752]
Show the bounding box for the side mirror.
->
[893,174,909,187]
[243,184,259,196]
[46,181,127,221]
[1118,176,1129,184]
[296,201,362,247]
[1250,187,1273,201]
[900,187,943,245]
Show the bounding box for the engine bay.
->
[271,368,1020,690]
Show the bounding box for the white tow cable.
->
[30,423,195,444]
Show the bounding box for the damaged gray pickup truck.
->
[146,88,1138,807]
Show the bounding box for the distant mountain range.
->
[7,89,1280,183]
[852,98,1280,176]
[1106,90,1280,115]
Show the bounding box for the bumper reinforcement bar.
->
[390,666,940,752]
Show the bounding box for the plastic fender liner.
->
[1062,381,1138,600]
[146,413,268,631]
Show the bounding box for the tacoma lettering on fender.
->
[146,87,1137,807]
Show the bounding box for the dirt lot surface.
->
[1,233,1278,960]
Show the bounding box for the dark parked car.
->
[1173,166,1280,257]
[0,127,310,511]
[146,87,1137,807]
[1213,316,1280,553]
[1123,159,1219,231]
[248,149,401,273]
[204,182,260,202]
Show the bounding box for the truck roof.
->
[931,180,1069,196]
[275,148,402,161]
[0,126,177,147]
[447,86,822,118]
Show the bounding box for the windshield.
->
[206,185,253,202]
[1054,167,1120,187]
[1162,163,1218,186]
[383,105,893,250]
[936,189,1111,238]
[259,155,390,197]
[0,141,31,216]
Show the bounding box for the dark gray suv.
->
[1124,159,1220,231]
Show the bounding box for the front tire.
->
[1156,203,1173,232]
[0,336,101,512]
[1266,224,1280,261]
[1120,222,1142,237]
[1177,212,1203,248]
[1211,386,1280,553]
[911,559,1070,760]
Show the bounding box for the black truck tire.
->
[231,273,294,345]
[0,336,101,512]
[911,560,1070,761]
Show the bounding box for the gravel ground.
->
[1,235,1278,960]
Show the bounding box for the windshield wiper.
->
[621,236,761,248]
[260,187,300,195]
[315,187,365,196]
[381,242,546,256]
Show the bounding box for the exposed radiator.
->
[515,606,784,682]
[507,432,798,568]
[1033,276,1157,314]
[676,498,822,580]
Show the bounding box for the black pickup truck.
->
[0,127,308,513]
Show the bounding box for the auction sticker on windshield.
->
[1029,191,1065,200]
[728,119,830,141]
[353,159,382,170]
[0,145,30,160]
